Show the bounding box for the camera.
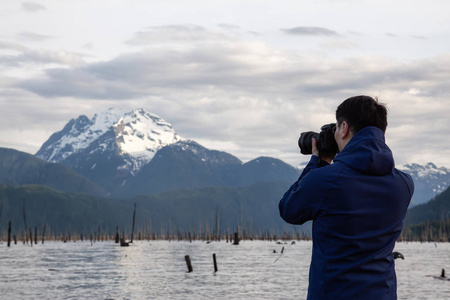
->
[298,123,339,156]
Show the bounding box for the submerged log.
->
[120,237,129,247]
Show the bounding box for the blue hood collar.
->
[333,126,394,175]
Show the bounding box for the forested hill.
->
[0,148,107,197]
[405,185,450,225]
[0,181,298,237]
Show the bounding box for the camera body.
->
[298,123,339,156]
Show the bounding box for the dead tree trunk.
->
[41,225,46,244]
[7,221,11,247]
[130,203,136,243]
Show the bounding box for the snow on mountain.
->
[36,108,182,173]
[43,108,124,162]
[113,108,182,172]
[399,162,450,195]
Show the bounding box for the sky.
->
[1,0,450,168]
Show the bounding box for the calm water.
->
[1,240,449,299]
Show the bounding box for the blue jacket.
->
[279,126,414,300]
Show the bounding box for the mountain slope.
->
[399,163,450,206]
[239,156,300,186]
[0,181,297,235]
[119,140,243,196]
[0,148,107,197]
[0,184,127,234]
[405,185,450,225]
[117,141,301,197]
[36,108,182,192]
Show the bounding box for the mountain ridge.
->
[32,107,450,203]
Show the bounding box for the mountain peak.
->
[113,108,182,171]
[36,108,182,173]
[398,162,450,206]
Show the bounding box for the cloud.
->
[320,40,359,50]
[218,23,241,30]
[9,26,450,167]
[126,25,229,45]
[411,35,427,40]
[0,41,28,52]
[0,48,85,66]
[281,26,339,36]
[18,32,54,42]
[16,29,450,104]
[385,33,399,38]
[21,2,46,12]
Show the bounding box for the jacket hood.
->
[333,126,394,175]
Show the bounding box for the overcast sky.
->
[1,0,450,168]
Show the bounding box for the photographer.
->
[279,95,414,300]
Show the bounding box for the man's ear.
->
[341,121,351,139]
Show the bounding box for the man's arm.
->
[279,139,330,224]
[279,156,326,224]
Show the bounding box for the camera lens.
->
[298,131,319,155]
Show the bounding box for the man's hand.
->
[312,138,335,164]
[312,138,320,157]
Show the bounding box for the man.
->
[279,95,414,299]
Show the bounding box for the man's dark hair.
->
[335,95,388,133]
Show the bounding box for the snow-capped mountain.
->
[398,163,450,206]
[36,108,182,174]
[35,108,184,194]
[35,107,450,202]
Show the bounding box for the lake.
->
[1,240,449,299]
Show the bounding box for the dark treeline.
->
[0,221,311,245]
[399,218,450,242]
[3,216,450,244]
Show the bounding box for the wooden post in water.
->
[34,227,38,244]
[115,226,120,243]
[29,228,33,247]
[130,203,136,243]
[185,255,193,272]
[233,232,239,245]
[41,225,46,244]
[22,200,28,244]
[213,253,218,273]
[7,221,11,247]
